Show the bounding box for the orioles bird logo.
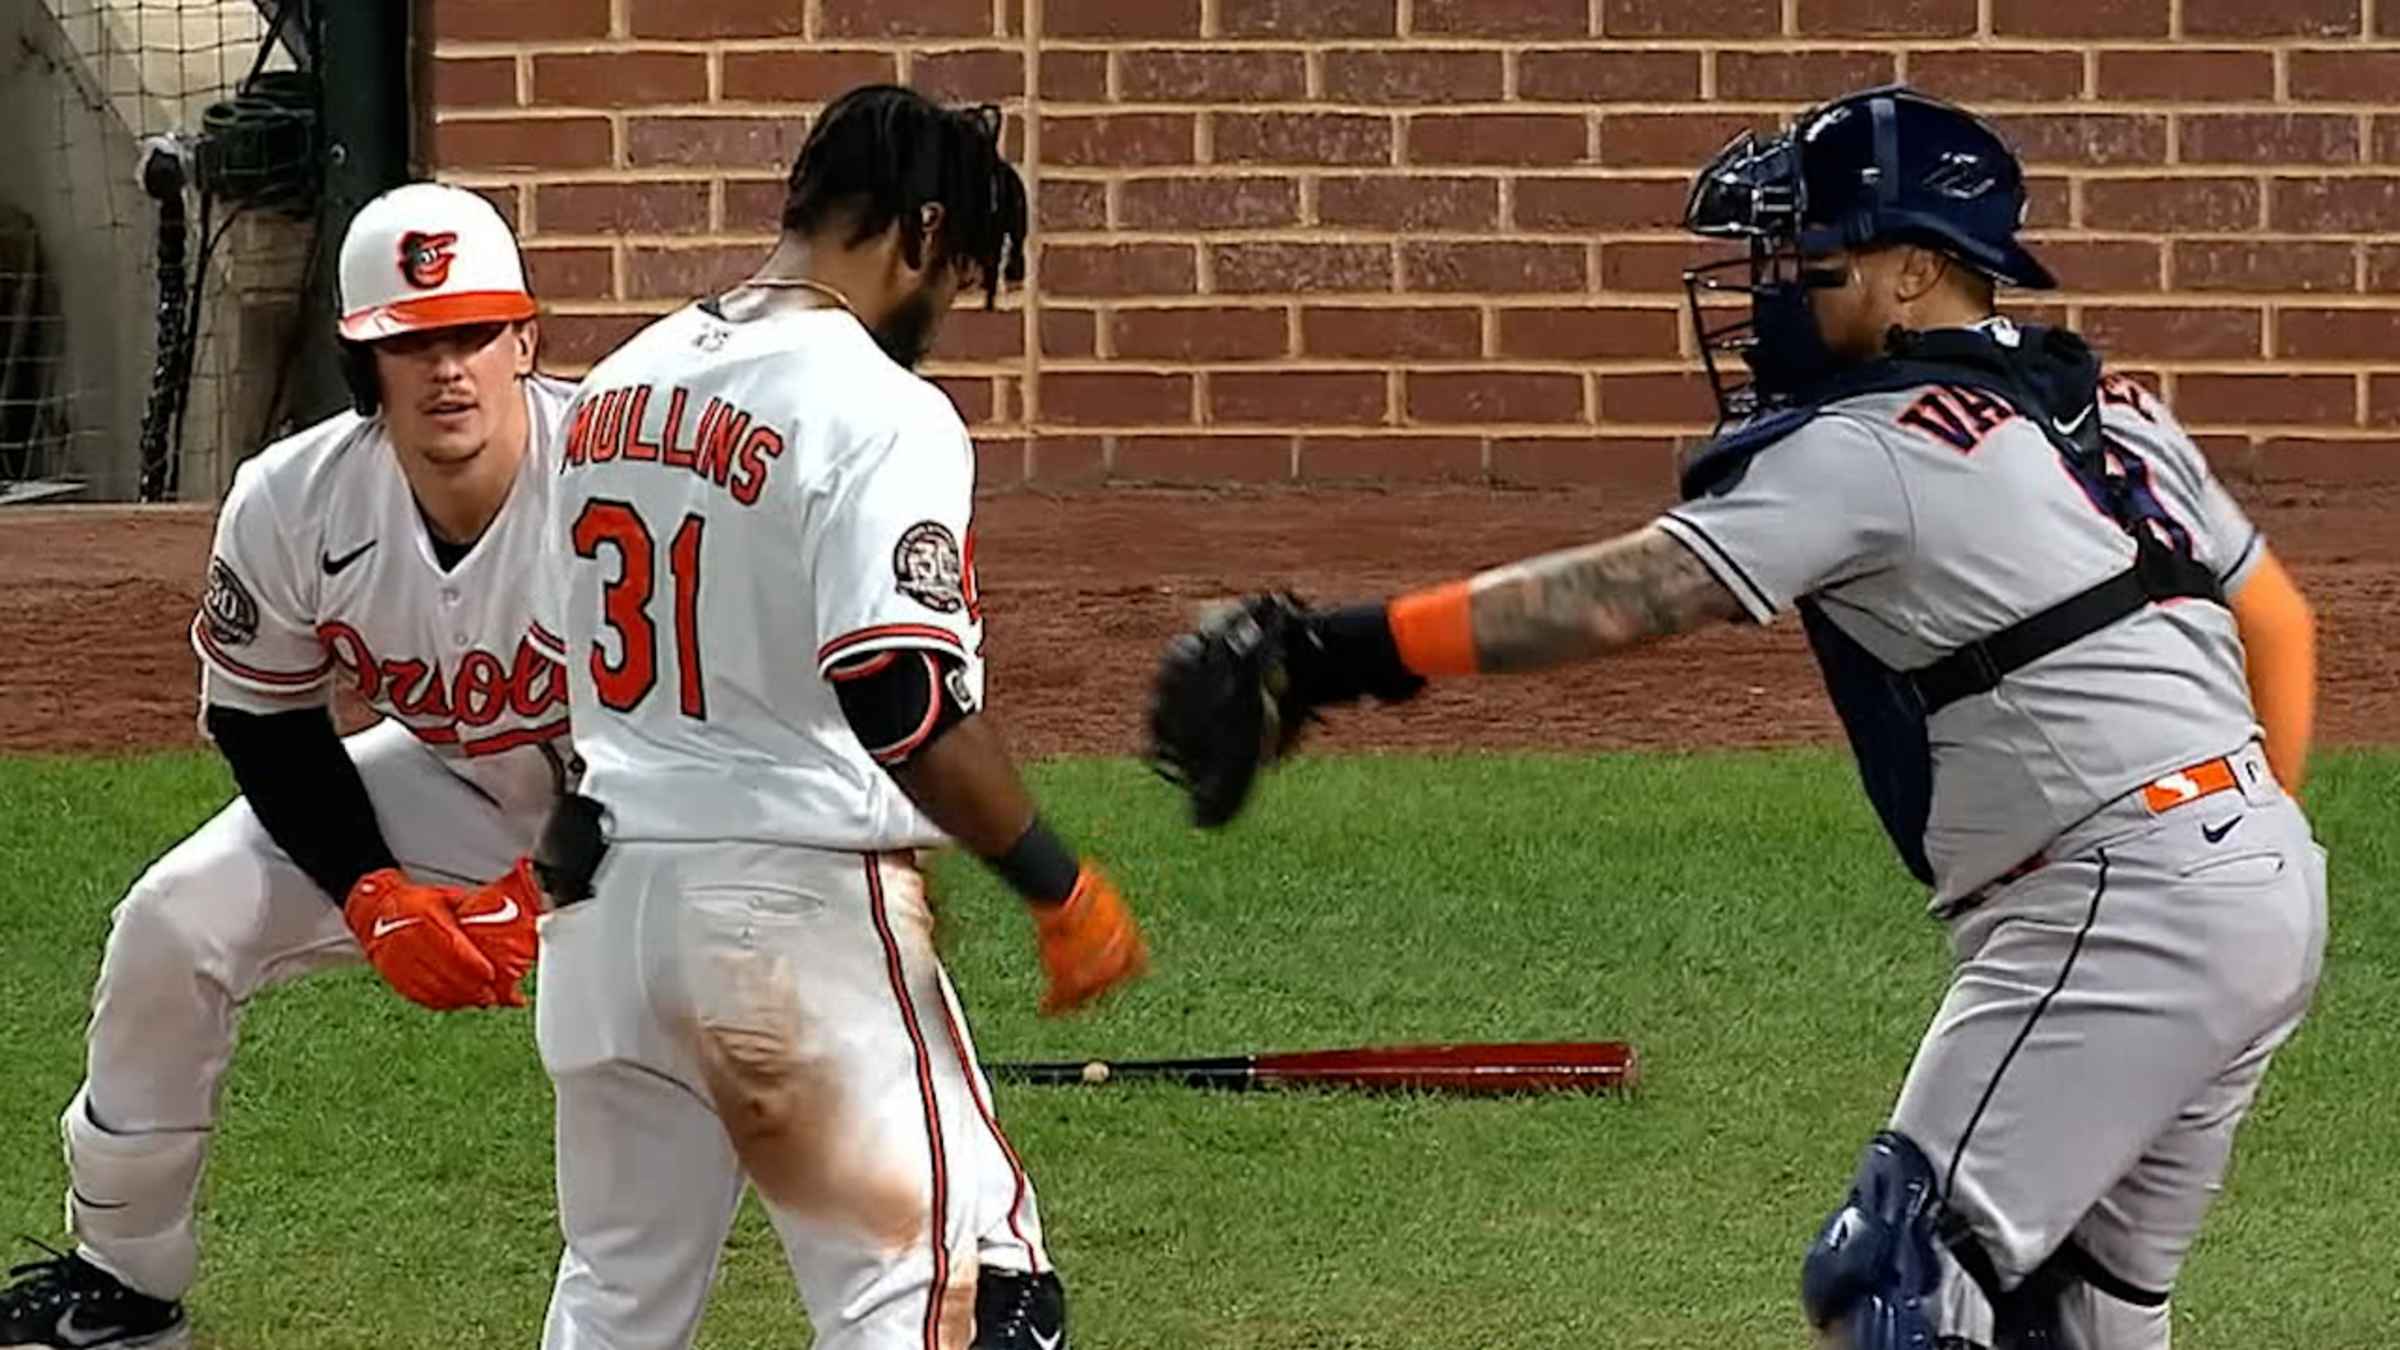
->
[398,230,460,289]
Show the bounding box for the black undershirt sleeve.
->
[203,703,401,906]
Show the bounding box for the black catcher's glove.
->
[1146,593,1424,828]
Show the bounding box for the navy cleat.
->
[972,1268,1066,1350]
[0,1242,186,1350]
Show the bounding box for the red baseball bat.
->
[987,1040,1640,1097]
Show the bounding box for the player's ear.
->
[511,318,539,377]
[915,201,948,276]
[1894,245,1950,304]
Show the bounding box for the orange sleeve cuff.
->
[1387,581,1479,679]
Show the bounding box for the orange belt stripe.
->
[2139,757,2238,815]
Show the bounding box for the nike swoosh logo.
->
[322,540,377,576]
[1032,1331,1062,1350]
[2052,407,2094,436]
[56,1306,125,1348]
[458,896,520,927]
[371,915,422,939]
[2203,815,2244,845]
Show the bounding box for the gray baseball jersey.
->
[1657,333,2265,908]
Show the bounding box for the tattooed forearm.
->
[1467,525,1744,673]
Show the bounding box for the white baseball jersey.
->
[543,302,983,853]
[193,375,582,814]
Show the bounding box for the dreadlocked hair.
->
[781,84,1029,309]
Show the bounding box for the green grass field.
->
[3,749,2394,1348]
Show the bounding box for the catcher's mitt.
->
[1146,593,1423,828]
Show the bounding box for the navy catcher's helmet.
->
[1682,85,2055,427]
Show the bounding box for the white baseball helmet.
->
[337,181,535,343]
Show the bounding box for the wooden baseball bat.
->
[986,1040,1639,1097]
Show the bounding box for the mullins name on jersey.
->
[559,384,786,508]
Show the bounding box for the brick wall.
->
[420,0,2400,487]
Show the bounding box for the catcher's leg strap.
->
[1802,1130,1948,1350]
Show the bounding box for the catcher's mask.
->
[1681,84,2057,432]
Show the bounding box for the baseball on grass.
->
[1081,1060,1110,1084]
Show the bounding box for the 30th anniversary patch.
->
[893,521,965,614]
[201,558,261,647]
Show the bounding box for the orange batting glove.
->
[1032,863,1149,1017]
[451,858,547,1008]
[343,868,498,1012]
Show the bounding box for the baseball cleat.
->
[972,1268,1066,1350]
[0,1242,187,1349]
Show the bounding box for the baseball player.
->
[0,182,570,1349]
[1147,85,2325,1350]
[529,86,1147,1350]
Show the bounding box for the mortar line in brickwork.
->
[1020,0,1045,462]
[611,0,627,40]
[805,0,823,41]
[1396,0,1413,39]
[2168,0,2183,40]
[1783,0,1799,39]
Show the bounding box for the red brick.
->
[1514,177,1688,232]
[911,49,1025,102]
[1318,176,1500,231]
[1601,0,1778,37]
[432,58,515,109]
[1040,51,1108,102]
[1040,309,1098,356]
[2244,438,2400,483]
[1220,0,1398,36]
[2176,373,2356,426]
[524,246,614,300]
[720,50,898,103]
[931,376,997,426]
[2376,117,2400,166]
[722,179,784,229]
[1409,371,1585,424]
[2080,306,2262,361]
[1045,116,1196,168]
[537,182,712,236]
[1497,306,1682,360]
[974,436,1026,487]
[2094,50,2273,101]
[1212,242,1394,293]
[630,0,803,37]
[1043,372,1195,426]
[433,117,612,171]
[545,312,653,369]
[1602,113,1769,169]
[1796,0,1975,36]
[1323,50,1506,106]
[1602,240,1744,293]
[1516,50,1702,102]
[1111,307,1290,361]
[627,116,803,169]
[1044,244,1199,296]
[1115,436,1293,482]
[627,244,757,299]
[2030,239,2163,292]
[2275,307,2400,359]
[1409,115,1590,168]
[1415,0,1591,37]
[1216,113,1393,167]
[533,52,708,108]
[1046,0,1199,36]
[1988,115,2166,168]
[1300,436,1485,480]
[1906,50,2084,102]
[466,186,521,231]
[1120,177,1300,230]
[1403,241,1587,294]
[2182,116,2357,167]
[2288,50,2400,102]
[2025,178,2073,229]
[2174,240,2356,293]
[817,0,990,37]
[1301,306,1484,359]
[2182,0,2360,38]
[1027,435,1107,479]
[430,0,607,41]
[2081,178,2259,234]
[1716,50,1897,102]
[2372,378,2400,425]
[2366,244,2400,291]
[1211,371,1388,424]
[937,309,1026,361]
[1992,0,2167,36]
[1037,180,1108,232]
[1490,436,1677,487]
[2273,177,2400,232]
[1119,50,1307,102]
[1600,371,1716,425]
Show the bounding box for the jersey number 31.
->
[571,499,707,721]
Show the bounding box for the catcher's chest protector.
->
[1678,328,2224,888]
